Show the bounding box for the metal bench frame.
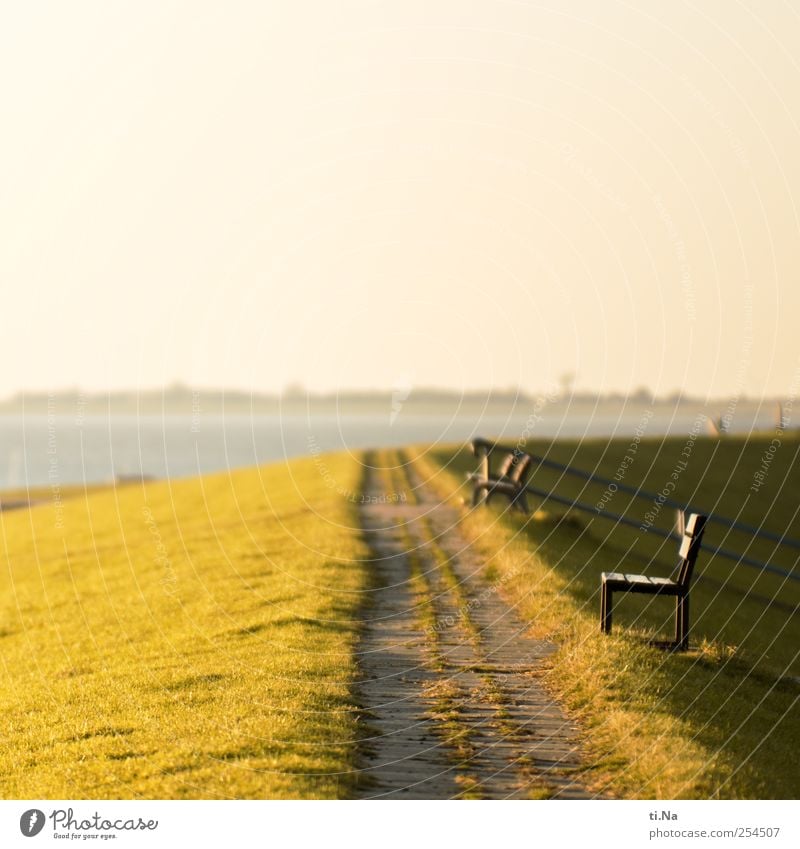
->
[600,513,707,651]
[468,441,532,514]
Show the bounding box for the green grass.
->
[413,432,800,799]
[0,454,369,799]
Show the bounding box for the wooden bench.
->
[600,513,707,650]
[468,440,532,513]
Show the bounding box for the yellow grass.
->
[0,454,369,799]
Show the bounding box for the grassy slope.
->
[0,454,369,799]
[414,433,800,799]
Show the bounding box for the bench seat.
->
[601,573,679,593]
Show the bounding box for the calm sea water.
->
[0,407,775,488]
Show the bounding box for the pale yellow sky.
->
[1,1,799,399]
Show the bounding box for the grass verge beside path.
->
[410,436,800,799]
[0,454,369,799]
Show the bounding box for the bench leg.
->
[601,583,613,633]
[472,482,492,507]
[513,490,530,514]
[479,448,490,483]
[472,450,490,507]
[675,594,690,651]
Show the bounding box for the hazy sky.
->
[2,1,799,399]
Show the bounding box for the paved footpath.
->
[355,457,597,799]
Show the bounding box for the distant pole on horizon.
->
[775,401,787,430]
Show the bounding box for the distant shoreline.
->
[0,389,787,418]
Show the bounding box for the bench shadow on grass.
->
[497,507,800,797]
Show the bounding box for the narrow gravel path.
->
[355,453,596,799]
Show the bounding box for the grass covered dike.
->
[411,432,800,799]
[0,454,370,799]
[2,433,798,799]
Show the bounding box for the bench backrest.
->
[676,513,707,588]
[509,452,532,485]
[497,452,517,477]
[497,451,532,486]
